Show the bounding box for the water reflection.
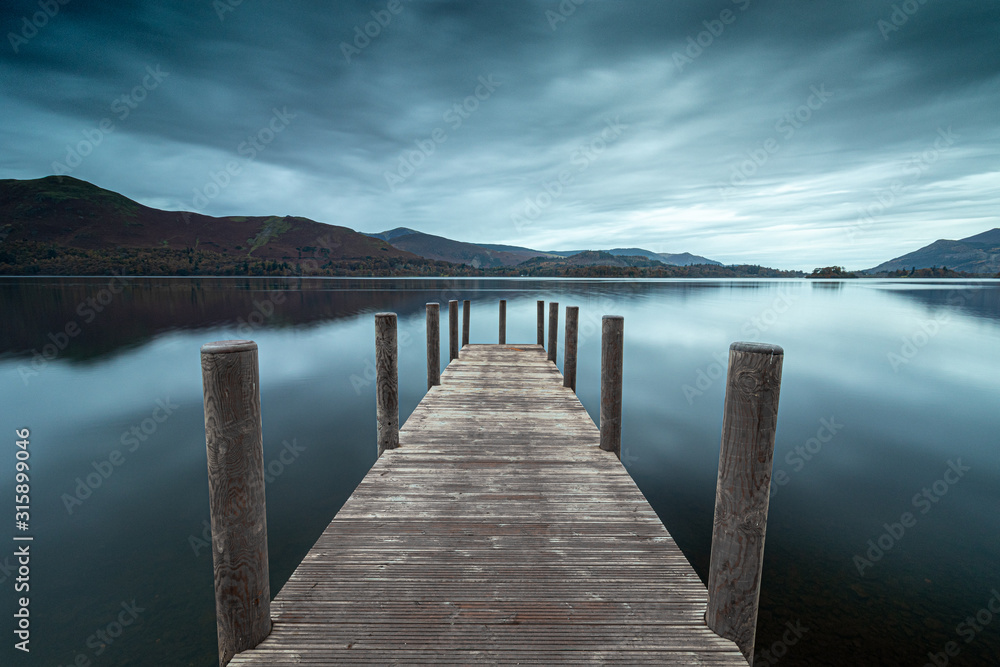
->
[1,277,998,666]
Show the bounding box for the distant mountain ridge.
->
[363,228,544,268]
[866,229,1000,274]
[366,231,720,268]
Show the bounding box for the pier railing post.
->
[536,300,545,346]
[564,306,579,391]
[462,299,470,348]
[449,300,459,361]
[426,303,440,390]
[706,342,784,665]
[547,302,559,363]
[499,299,507,344]
[599,316,623,458]
[200,340,271,667]
[375,313,399,457]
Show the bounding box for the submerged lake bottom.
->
[1,276,998,666]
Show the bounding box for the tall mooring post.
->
[564,306,579,392]
[599,316,623,458]
[547,302,559,363]
[375,313,399,457]
[462,299,470,348]
[499,299,507,344]
[449,300,459,361]
[536,300,545,346]
[426,303,440,390]
[706,342,783,664]
[200,340,271,667]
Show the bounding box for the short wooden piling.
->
[200,340,271,667]
[706,342,784,664]
[499,299,507,344]
[449,300,459,361]
[536,300,545,346]
[564,306,579,392]
[599,316,623,458]
[426,303,440,390]
[547,302,559,363]
[462,299,470,348]
[375,313,399,457]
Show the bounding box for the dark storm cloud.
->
[2,0,998,268]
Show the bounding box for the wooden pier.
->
[201,301,783,666]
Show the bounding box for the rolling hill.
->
[0,176,434,275]
[365,228,543,267]
[866,230,1000,274]
[367,231,720,268]
[545,247,719,266]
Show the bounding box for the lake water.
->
[1,277,998,666]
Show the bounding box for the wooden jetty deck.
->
[229,344,746,665]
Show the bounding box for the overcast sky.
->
[2,0,998,269]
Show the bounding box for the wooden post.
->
[499,300,507,344]
[564,306,579,392]
[449,300,459,361]
[706,342,784,665]
[426,303,440,390]
[536,300,545,346]
[599,316,623,458]
[200,340,271,667]
[462,299,470,348]
[547,302,559,363]
[375,313,399,457]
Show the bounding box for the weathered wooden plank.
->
[230,344,746,666]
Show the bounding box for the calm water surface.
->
[1,277,998,666]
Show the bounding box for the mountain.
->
[545,247,719,266]
[0,176,429,275]
[366,227,422,242]
[475,243,560,261]
[365,229,720,268]
[0,176,730,277]
[866,229,1000,274]
[514,252,801,277]
[364,229,536,268]
[518,251,664,269]
[605,248,721,266]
